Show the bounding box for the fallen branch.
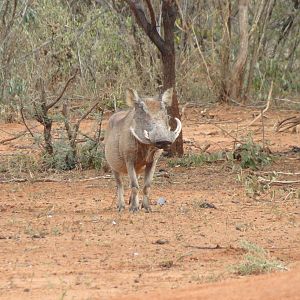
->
[0,131,28,144]
[0,124,40,144]
[0,175,112,184]
[275,116,300,132]
[256,171,300,176]
[258,177,300,185]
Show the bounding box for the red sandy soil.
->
[0,106,299,299]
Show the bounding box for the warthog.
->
[104,88,182,212]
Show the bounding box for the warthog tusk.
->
[130,127,151,144]
[144,130,150,140]
[173,117,182,140]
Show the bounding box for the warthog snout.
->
[104,88,182,212]
[154,140,172,149]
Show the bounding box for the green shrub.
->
[41,141,76,171]
[78,141,104,171]
[233,137,273,170]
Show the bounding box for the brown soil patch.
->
[0,106,299,299]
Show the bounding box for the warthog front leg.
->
[127,162,140,212]
[113,171,125,211]
[142,150,163,212]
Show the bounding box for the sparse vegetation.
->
[168,151,224,167]
[233,137,273,170]
[169,137,273,171]
[233,240,286,276]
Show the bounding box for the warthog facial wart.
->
[104,88,182,212]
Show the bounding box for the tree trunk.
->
[218,0,232,103]
[230,0,249,101]
[161,0,183,156]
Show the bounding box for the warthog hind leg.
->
[113,171,125,211]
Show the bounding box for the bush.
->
[78,141,104,171]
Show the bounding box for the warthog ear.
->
[126,88,139,107]
[161,88,173,107]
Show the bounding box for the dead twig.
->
[62,101,102,156]
[248,81,273,127]
[46,69,78,111]
[0,131,28,144]
[212,123,243,144]
[20,104,36,139]
[191,24,214,90]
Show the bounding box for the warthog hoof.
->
[129,205,139,212]
[117,204,125,212]
[141,204,152,213]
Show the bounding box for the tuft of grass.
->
[237,173,270,198]
[233,240,286,276]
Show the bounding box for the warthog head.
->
[127,88,182,149]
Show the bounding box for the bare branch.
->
[73,102,102,137]
[124,0,166,53]
[62,102,74,143]
[275,116,300,132]
[144,0,156,27]
[46,69,78,111]
[20,105,35,138]
[191,24,214,89]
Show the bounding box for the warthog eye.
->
[136,101,148,113]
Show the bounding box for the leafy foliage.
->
[233,137,273,170]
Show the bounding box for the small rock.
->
[155,239,169,245]
[157,197,166,206]
[235,224,247,231]
[198,202,217,209]
[32,233,45,239]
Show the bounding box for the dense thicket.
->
[0,0,299,118]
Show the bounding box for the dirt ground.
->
[0,105,299,299]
